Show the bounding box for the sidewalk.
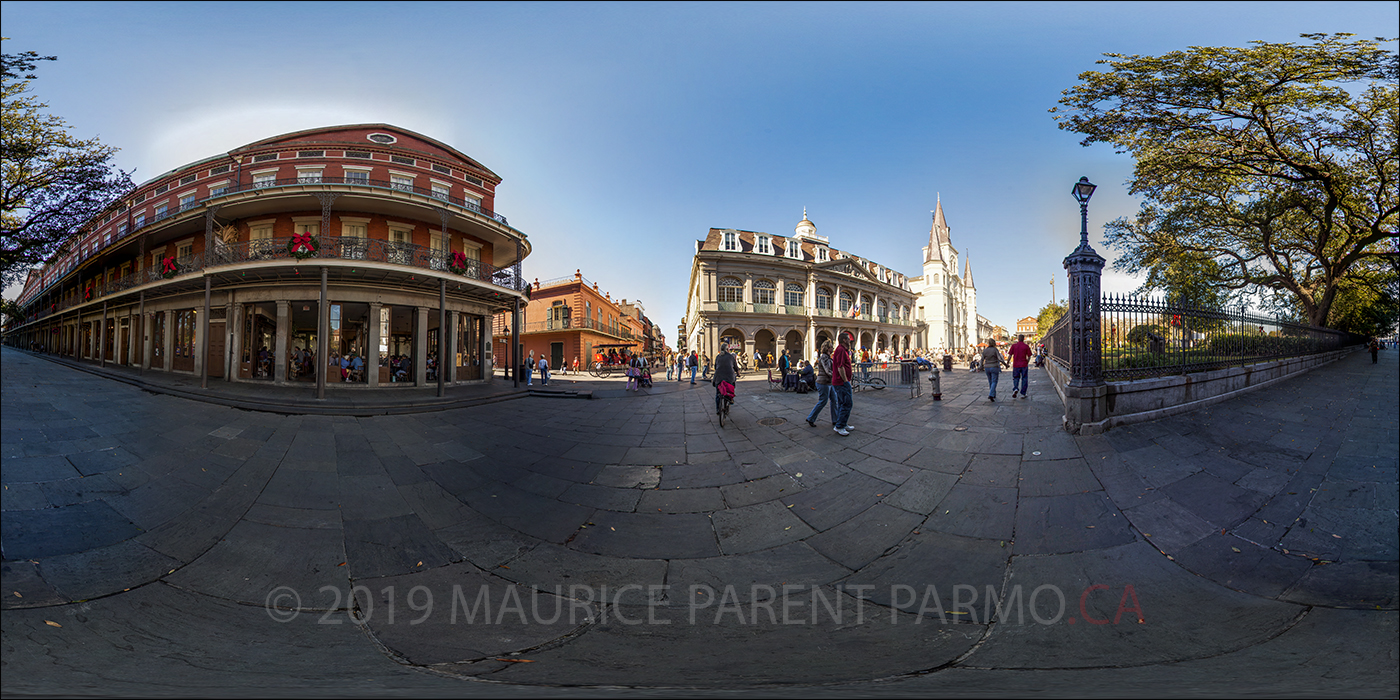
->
[24,352,527,415]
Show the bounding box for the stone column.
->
[1062,239,1107,434]
[161,310,174,371]
[415,306,429,386]
[227,297,241,383]
[99,302,107,367]
[447,311,459,384]
[438,279,446,396]
[274,300,289,383]
[317,267,328,400]
[138,291,147,372]
[367,302,382,388]
[479,315,489,381]
[198,276,210,386]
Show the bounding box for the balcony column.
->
[511,297,520,388]
[415,306,429,386]
[743,274,753,313]
[274,301,289,382]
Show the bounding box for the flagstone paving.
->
[1,346,1395,696]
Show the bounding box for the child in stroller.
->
[640,364,653,388]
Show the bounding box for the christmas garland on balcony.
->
[161,255,180,279]
[288,232,319,260]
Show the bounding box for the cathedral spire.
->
[926,194,951,262]
[963,252,974,288]
[933,195,950,245]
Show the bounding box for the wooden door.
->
[207,321,225,377]
[119,326,129,365]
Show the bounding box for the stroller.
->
[639,366,653,389]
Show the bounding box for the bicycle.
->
[850,375,886,392]
[717,392,733,427]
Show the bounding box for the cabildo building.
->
[3,124,530,395]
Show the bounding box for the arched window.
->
[877,300,888,320]
[752,279,776,305]
[838,291,854,313]
[816,287,832,311]
[718,277,743,304]
[784,282,804,308]
[860,294,873,315]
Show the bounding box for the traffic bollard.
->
[930,367,941,401]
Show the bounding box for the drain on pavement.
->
[758,417,787,426]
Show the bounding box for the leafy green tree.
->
[1052,33,1399,329]
[1035,300,1066,336]
[2,39,132,290]
[1313,258,1399,338]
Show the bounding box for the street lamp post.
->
[1063,176,1108,433]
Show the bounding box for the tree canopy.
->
[2,39,131,291]
[1051,33,1398,329]
[1036,300,1066,336]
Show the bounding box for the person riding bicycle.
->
[712,342,738,417]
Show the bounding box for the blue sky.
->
[4,1,1396,340]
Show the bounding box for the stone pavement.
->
[2,345,1396,696]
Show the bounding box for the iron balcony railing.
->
[519,317,635,338]
[21,175,514,303]
[19,237,520,324]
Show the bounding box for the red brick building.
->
[493,271,643,373]
[5,124,529,393]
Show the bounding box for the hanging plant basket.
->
[288,234,319,260]
[161,256,180,279]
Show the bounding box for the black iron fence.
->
[1045,293,1363,381]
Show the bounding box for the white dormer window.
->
[787,240,800,259]
[756,235,770,255]
[816,247,828,262]
[722,231,738,251]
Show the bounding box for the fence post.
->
[1062,237,1107,434]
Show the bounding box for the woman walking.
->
[981,339,1008,401]
[805,340,836,427]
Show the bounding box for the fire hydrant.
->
[929,367,941,401]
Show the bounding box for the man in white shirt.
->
[538,356,550,386]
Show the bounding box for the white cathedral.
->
[909,196,978,355]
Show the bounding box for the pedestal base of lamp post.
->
[1063,382,1108,435]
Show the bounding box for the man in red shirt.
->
[1008,333,1033,399]
[829,333,854,435]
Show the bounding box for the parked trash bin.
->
[942,354,953,372]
